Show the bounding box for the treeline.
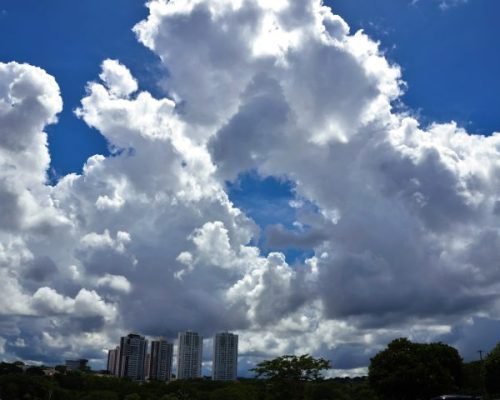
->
[0,371,372,400]
[1,338,500,400]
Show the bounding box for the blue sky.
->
[2,0,500,372]
[334,0,500,134]
[0,0,161,177]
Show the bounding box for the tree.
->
[484,342,500,395]
[369,338,463,400]
[55,365,67,374]
[159,395,180,400]
[462,361,483,394]
[0,362,23,375]
[252,355,331,400]
[80,391,119,400]
[124,393,141,400]
[252,354,331,382]
[25,366,45,376]
[0,374,55,400]
[209,384,259,400]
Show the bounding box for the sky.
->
[0,0,500,376]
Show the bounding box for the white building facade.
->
[177,331,203,379]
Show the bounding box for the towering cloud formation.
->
[1,0,499,373]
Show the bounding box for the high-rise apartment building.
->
[118,333,148,381]
[144,353,151,379]
[149,338,174,381]
[107,346,120,375]
[212,332,238,381]
[177,331,203,379]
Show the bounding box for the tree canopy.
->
[484,342,500,395]
[369,338,463,400]
[251,355,331,400]
[0,349,490,400]
[251,354,331,382]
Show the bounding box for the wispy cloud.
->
[438,0,469,10]
[410,0,469,10]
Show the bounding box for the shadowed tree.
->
[0,362,23,375]
[209,384,260,400]
[252,354,331,381]
[124,394,141,400]
[462,361,483,394]
[25,366,46,376]
[81,391,119,400]
[484,342,500,396]
[252,354,331,400]
[369,338,463,400]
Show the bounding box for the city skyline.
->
[106,331,238,381]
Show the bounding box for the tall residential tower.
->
[177,331,203,379]
[212,332,238,381]
[149,338,174,381]
[107,346,120,375]
[118,333,148,381]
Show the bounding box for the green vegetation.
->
[251,354,331,381]
[251,354,332,400]
[0,370,373,400]
[1,341,498,400]
[484,342,500,395]
[369,338,463,400]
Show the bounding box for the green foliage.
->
[163,379,205,399]
[209,383,259,400]
[369,338,463,400]
[0,362,23,375]
[0,347,487,400]
[304,381,349,400]
[0,372,390,400]
[25,366,46,376]
[302,377,379,400]
[124,393,141,400]
[55,365,67,373]
[55,370,86,391]
[251,355,331,400]
[81,390,119,400]
[0,373,55,400]
[159,395,180,400]
[462,361,483,395]
[252,354,331,381]
[484,342,500,395]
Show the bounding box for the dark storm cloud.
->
[318,343,378,370]
[438,317,500,361]
[23,256,58,283]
